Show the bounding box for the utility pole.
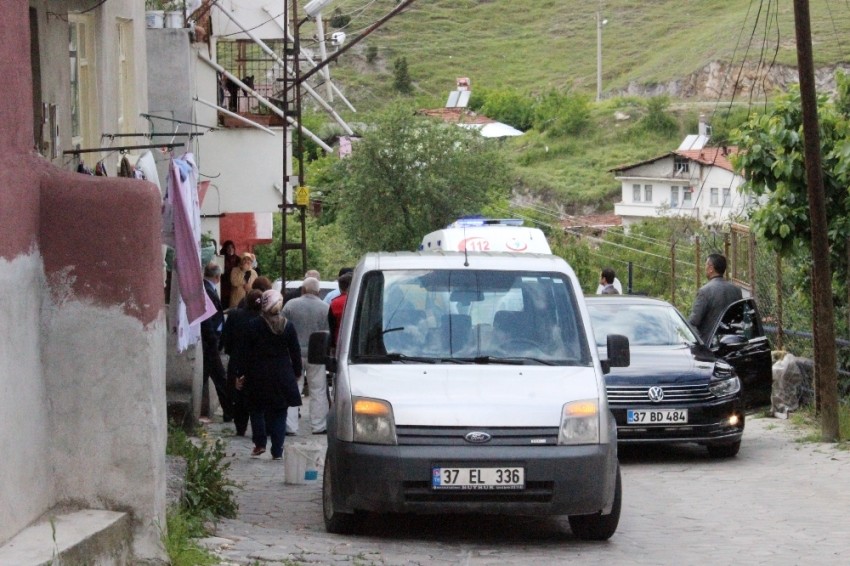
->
[280,0,420,281]
[793,0,840,441]
[280,0,309,283]
[596,9,606,102]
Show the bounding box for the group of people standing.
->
[201,248,352,461]
[595,253,743,343]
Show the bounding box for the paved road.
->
[200,409,850,565]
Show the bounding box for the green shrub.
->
[166,423,194,456]
[533,90,592,136]
[393,57,413,94]
[634,96,678,136]
[480,88,534,131]
[162,507,218,566]
[183,438,239,520]
[366,45,378,64]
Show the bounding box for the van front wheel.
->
[323,455,359,534]
[568,465,621,541]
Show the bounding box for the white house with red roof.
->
[611,125,750,226]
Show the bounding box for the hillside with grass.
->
[302,0,850,212]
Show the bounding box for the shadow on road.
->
[354,511,579,542]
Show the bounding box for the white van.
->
[308,251,629,540]
[419,218,551,254]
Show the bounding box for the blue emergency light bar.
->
[448,217,524,228]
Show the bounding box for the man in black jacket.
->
[201,262,231,421]
[689,253,743,344]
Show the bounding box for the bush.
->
[393,57,413,94]
[533,90,591,136]
[163,424,238,564]
[366,45,378,64]
[162,507,218,566]
[635,96,678,136]
[480,88,534,131]
[183,438,239,520]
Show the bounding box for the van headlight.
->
[353,397,397,445]
[558,399,600,445]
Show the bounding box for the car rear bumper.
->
[327,439,618,516]
[610,397,744,446]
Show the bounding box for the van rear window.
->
[349,269,591,366]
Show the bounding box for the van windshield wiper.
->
[354,353,437,364]
[469,356,560,366]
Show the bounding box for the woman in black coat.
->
[241,289,303,459]
[221,289,263,436]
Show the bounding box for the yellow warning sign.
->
[295,186,310,206]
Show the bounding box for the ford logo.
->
[465,431,492,444]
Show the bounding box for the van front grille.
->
[395,426,560,447]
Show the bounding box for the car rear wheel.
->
[568,465,621,541]
[323,454,359,534]
[707,440,741,458]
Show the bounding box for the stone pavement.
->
[196,404,850,565]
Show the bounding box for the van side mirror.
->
[605,334,630,371]
[308,331,336,372]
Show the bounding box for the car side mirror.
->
[308,331,336,372]
[603,334,630,374]
[716,334,747,352]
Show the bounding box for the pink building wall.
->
[0,2,167,560]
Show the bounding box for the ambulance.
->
[419,217,551,254]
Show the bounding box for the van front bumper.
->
[327,439,618,516]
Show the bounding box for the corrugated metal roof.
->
[677,135,710,151]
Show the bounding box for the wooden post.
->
[748,229,756,297]
[794,0,839,440]
[671,241,676,305]
[695,236,701,289]
[776,253,784,351]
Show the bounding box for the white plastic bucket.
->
[284,443,322,485]
[164,11,183,29]
[145,10,164,29]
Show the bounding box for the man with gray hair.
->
[282,276,330,434]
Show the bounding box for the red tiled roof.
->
[675,146,738,172]
[610,146,740,174]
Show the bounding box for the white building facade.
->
[613,145,751,227]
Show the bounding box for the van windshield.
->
[350,269,592,366]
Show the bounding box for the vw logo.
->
[647,386,665,403]
[465,431,492,444]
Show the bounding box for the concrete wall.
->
[2,2,166,561]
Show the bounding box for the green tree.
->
[329,8,350,28]
[634,96,678,136]
[480,88,534,131]
[731,86,849,280]
[533,90,591,136]
[393,57,413,94]
[324,103,511,253]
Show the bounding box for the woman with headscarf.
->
[239,289,303,459]
[220,240,239,308]
[229,252,258,309]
